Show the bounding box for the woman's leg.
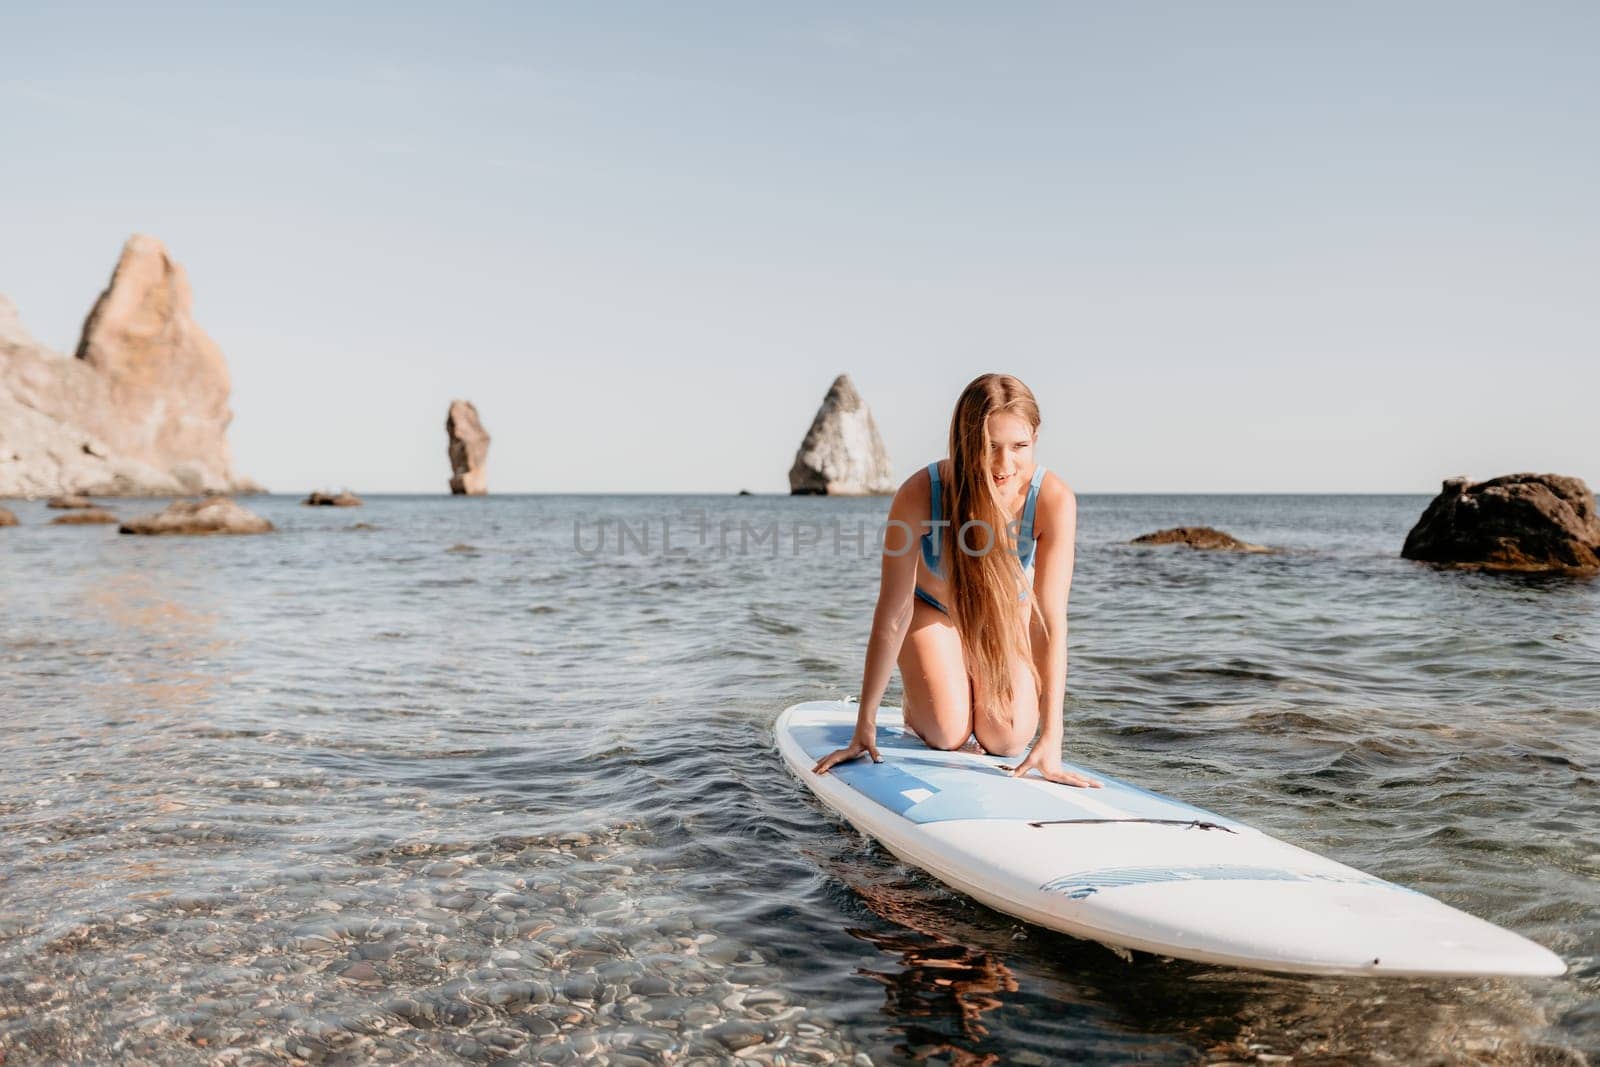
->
[971,645,1040,757]
[897,597,974,750]
[972,609,1042,757]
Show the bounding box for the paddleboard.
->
[777,701,1564,978]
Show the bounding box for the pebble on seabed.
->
[0,821,868,1064]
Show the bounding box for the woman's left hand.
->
[1002,745,1101,788]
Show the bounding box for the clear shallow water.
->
[0,493,1595,1065]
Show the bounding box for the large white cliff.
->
[0,235,261,497]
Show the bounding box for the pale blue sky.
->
[3,2,1596,492]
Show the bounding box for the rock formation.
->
[47,495,98,509]
[446,400,489,495]
[51,509,118,525]
[0,507,16,527]
[788,374,895,495]
[1132,526,1268,552]
[119,497,273,536]
[305,490,362,507]
[0,235,261,498]
[1402,474,1600,573]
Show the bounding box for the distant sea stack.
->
[788,374,895,496]
[1402,474,1600,574]
[446,399,490,495]
[0,235,262,498]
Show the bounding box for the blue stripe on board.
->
[791,724,946,818]
[789,720,1244,829]
[1039,865,1395,901]
[790,722,929,761]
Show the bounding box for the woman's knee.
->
[974,671,1039,756]
[973,718,1031,757]
[915,718,973,751]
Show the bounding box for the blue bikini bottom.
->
[913,587,950,616]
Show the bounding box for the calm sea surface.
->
[1,493,1595,1066]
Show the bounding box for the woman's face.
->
[985,411,1036,490]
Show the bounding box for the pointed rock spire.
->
[788,374,895,495]
[446,399,490,495]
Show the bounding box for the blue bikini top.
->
[920,461,1046,578]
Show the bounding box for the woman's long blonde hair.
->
[943,373,1045,715]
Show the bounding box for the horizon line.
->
[207,488,1446,497]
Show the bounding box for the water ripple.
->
[0,493,1595,1064]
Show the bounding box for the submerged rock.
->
[446,399,490,496]
[47,495,98,509]
[0,507,15,527]
[1132,526,1267,552]
[1402,473,1600,574]
[119,497,273,536]
[0,236,262,498]
[304,490,362,507]
[788,374,895,495]
[50,508,118,525]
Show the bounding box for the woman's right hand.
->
[812,727,883,775]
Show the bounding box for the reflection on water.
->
[837,856,1018,1062]
[0,493,1594,1064]
[853,928,1016,1064]
[72,570,233,716]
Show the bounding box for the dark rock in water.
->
[705,1020,768,1051]
[1402,473,1600,574]
[788,374,895,495]
[0,507,16,527]
[119,497,273,535]
[737,489,753,496]
[562,973,601,1002]
[304,490,362,507]
[51,508,118,525]
[1133,526,1267,552]
[446,399,490,495]
[47,495,98,509]
[337,960,380,984]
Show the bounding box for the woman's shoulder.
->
[887,462,938,518]
[1035,467,1077,516]
[895,461,942,496]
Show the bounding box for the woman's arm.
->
[1007,477,1100,786]
[813,476,923,774]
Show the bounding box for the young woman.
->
[812,373,1100,788]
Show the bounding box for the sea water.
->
[0,493,1595,1064]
